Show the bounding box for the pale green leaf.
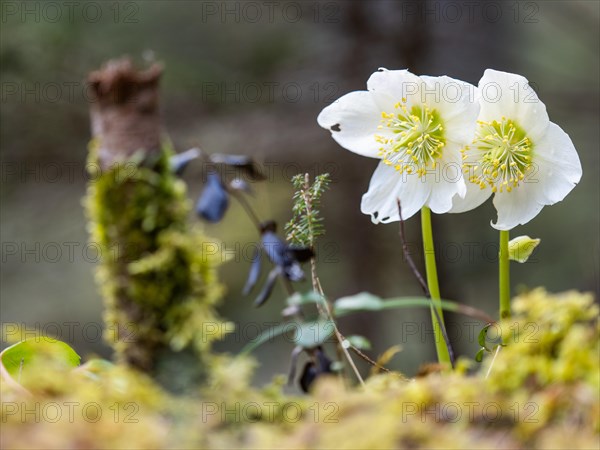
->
[293,320,335,349]
[343,335,372,350]
[334,292,383,313]
[508,235,541,263]
[1,338,81,379]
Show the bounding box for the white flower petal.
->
[366,68,422,111]
[317,91,384,158]
[449,180,492,213]
[533,122,582,204]
[361,161,431,223]
[442,105,480,146]
[427,175,466,214]
[478,69,517,119]
[420,75,480,145]
[478,69,549,142]
[426,144,467,213]
[491,183,545,230]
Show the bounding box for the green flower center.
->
[463,118,533,193]
[375,101,446,177]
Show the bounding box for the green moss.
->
[84,141,232,375]
[486,288,599,392]
[236,289,598,449]
[2,285,598,448]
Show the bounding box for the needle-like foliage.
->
[285,173,331,248]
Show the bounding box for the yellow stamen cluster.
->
[463,118,533,193]
[375,100,446,178]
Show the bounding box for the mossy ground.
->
[2,289,598,449]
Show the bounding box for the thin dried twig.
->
[300,174,365,386]
[314,277,405,379]
[397,199,456,368]
[349,345,408,380]
[456,305,496,325]
[485,345,502,379]
[398,202,429,296]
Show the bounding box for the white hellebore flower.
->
[317,68,479,223]
[451,69,583,230]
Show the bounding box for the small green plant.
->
[285,173,331,248]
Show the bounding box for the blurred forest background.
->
[1,0,598,384]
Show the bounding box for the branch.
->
[88,58,163,169]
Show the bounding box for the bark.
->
[88,58,163,169]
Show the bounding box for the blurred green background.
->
[1,0,598,384]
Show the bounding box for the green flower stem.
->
[420,207,451,365]
[499,230,511,321]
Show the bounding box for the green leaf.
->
[508,235,541,263]
[76,359,115,381]
[343,335,372,350]
[292,320,335,349]
[475,348,486,363]
[243,292,492,354]
[377,298,458,313]
[478,324,492,350]
[333,293,494,324]
[330,361,344,372]
[241,319,336,354]
[286,291,323,307]
[240,323,292,355]
[1,338,81,379]
[334,292,383,313]
[334,294,453,316]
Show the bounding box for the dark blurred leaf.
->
[259,220,278,234]
[299,362,317,393]
[261,231,287,265]
[209,153,252,165]
[170,148,200,175]
[196,171,229,222]
[284,261,305,282]
[287,345,303,386]
[209,153,266,181]
[254,267,280,307]
[243,247,262,295]
[287,246,314,263]
[229,178,253,193]
[315,347,333,372]
[299,347,333,393]
[261,231,306,282]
